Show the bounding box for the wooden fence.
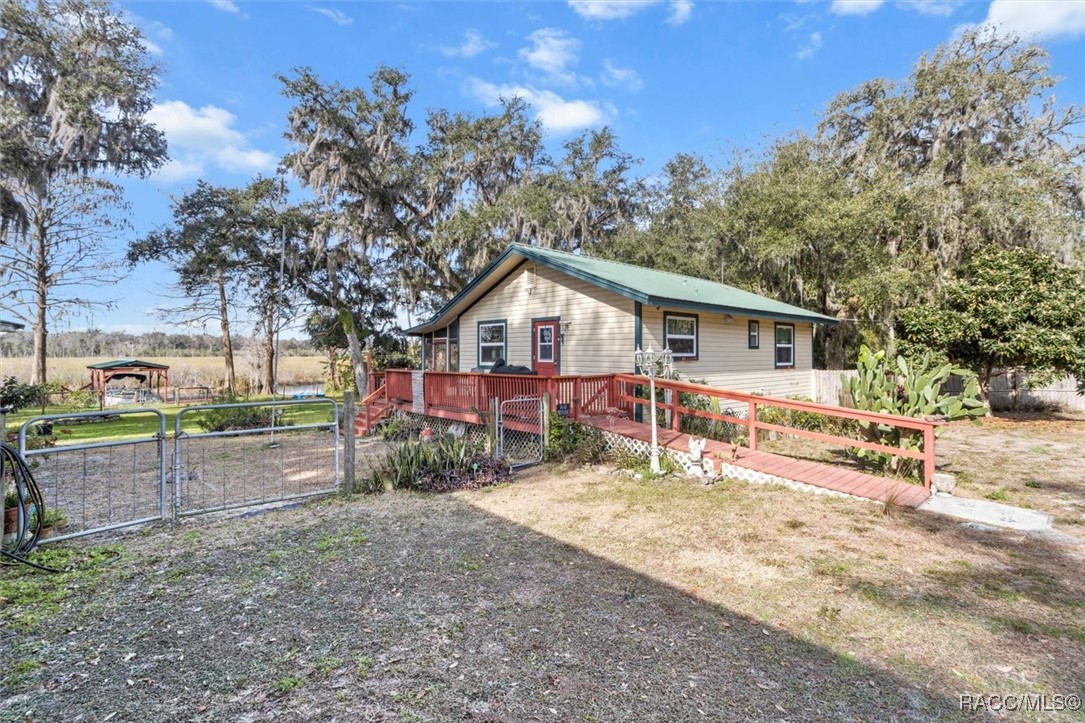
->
[813,369,1085,412]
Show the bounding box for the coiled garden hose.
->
[1,441,58,572]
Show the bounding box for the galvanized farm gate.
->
[172,398,340,517]
[12,398,340,542]
[16,409,169,543]
[495,396,545,468]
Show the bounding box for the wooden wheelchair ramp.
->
[579,415,929,508]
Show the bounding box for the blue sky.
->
[55,0,1085,336]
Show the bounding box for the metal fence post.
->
[343,391,356,494]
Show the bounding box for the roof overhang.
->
[406,244,839,335]
[0,319,25,333]
[405,247,527,335]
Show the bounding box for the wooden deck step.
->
[354,402,391,436]
[578,414,929,508]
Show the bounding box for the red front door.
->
[532,320,559,376]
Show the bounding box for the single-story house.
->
[405,244,837,398]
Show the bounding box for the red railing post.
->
[923,423,935,490]
[747,399,758,451]
[572,377,582,419]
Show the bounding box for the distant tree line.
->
[0,330,316,360]
[3,0,1082,399]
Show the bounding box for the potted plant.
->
[33,508,67,538]
[3,485,28,536]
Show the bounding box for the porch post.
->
[747,399,758,451]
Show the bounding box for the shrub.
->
[756,398,859,438]
[0,377,45,412]
[545,413,607,464]
[842,345,984,478]
[366,437,510,493]
[195,399,291,432]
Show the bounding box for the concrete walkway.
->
[919,494,1053,532]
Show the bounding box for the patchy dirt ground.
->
[3,465,1083,721]
[937,413,1085,535]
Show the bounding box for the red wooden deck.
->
[579,414,930,508]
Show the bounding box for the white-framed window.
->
[748,320,760,350]
[478,320,506,367]
[774,323,795,368]
[536,325,555,362]
[663,312,698,360]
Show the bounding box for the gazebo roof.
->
[87,359,170,371]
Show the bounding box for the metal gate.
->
[16,409,168,543]
[173,398,340,517]
[496,396,544,468]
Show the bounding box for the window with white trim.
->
[663,313,698,360]
[478,321,506,366]
[774,323,795,368]
[748,320,760,349]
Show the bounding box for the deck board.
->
[579,414,929,508]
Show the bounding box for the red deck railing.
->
[386,369,414,403]
[612,374,940,489]
[377,369,941,489]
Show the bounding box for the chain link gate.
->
[496,396,544,468]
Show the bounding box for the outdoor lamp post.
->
[634,345,674,474]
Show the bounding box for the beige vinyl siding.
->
[640,307,815,398]
[458,262,635,375]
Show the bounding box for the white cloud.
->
[797,31,822,59]
[130,16,173,56]
[439,29,497,58]
[466,78,608,132]
[667,0,693,25]
[207,0,242,13]
[829,0,884,16]
[568,0,693,24]
[147,100,276,182]
[982,0,1085,41]
[898,0,962,16]
[141,37,164,56]
[600,59,643,91]
[310,6,353,25]
[519,28,581,78]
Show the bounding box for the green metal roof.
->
[86,359,170,370]
[407,243,838,334]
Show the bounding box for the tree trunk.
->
[262,300,276,396]
[980,365,994,418]
[217,273,236,395]
[31,222,48,384]
[344,325,366,397]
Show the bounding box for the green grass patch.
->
[5,398,336,445]
[0,545,122,630]
[272,676,304,695]
[985,488,1009,501]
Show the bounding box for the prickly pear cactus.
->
[842,346,984,477]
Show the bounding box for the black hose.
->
[1,441,58,572]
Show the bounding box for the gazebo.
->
[87,359,170,407]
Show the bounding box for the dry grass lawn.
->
[0,355,325,389]
[2,462,1082,720]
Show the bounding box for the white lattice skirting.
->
[599,430,865,502]
[389,411,491,448]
